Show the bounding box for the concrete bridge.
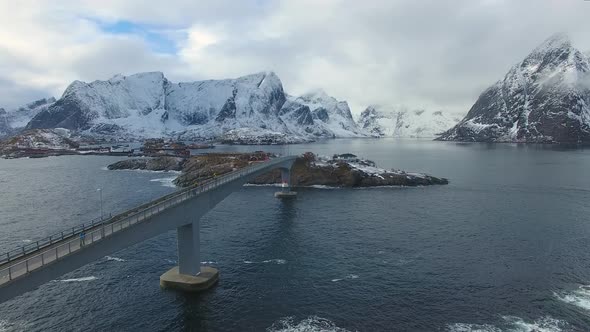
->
[0,155,297,303]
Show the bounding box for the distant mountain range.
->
[358,105,460,138]
[438,33,590,143]
[1,72,459,143]
[21,72,365,142]
[0,98,55,137]
[4,33,590,144]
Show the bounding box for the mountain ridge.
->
[358,104,460,138]
[438,33,590,143]
[25,71,364,141]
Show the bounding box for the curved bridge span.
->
[0,155,297,303]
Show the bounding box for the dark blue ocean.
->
[1,139,590,331]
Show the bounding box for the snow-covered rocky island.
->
[107,152,449,188]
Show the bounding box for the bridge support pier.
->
[160,221,219,292]
[275,167,297,198]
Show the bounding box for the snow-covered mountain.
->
[0,98,56,137]
[357,105,460,138]
[26,72,364,141]
[438,33,590,143]
[280,89,365,138]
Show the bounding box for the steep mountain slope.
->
[26,72,363,141]
[0,109,8,137]
[279,90,365,138]
[0,98,56,137]
[358,105,460,138]
[438,33,590,143]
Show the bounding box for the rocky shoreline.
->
[107,152,449,188]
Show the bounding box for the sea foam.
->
[267,316,350,332]
[105,256,125,262]
[57,276,98,282]
[150,177,177,188]
[447,316,567,332]
[555,285,590,311]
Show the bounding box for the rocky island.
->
[107,152,449,188]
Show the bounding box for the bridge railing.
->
[0,156,293,286]
[0,214,114,265]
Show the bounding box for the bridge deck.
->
[0,156,295,287]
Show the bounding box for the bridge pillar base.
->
[160,266,219,292]
[275,167,296,198]
[274,191,297,198]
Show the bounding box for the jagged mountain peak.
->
[515,33,588,80]
[0,97,56,137]
[23,97,56,110]
[297,89,349,112]
[531,32,572,53]
[299,88,333,101]
[107,71,166,83]
[438,33,590,143]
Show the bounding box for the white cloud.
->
[0,0,589,115]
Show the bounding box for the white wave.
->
[243,258,287,265]
[555,285,590,311]
[267,316,350,332]
[22,239,32,244]
[201,261,217,264]
[57,276,98,282]
[393,258,412,266]
[165,259,177,264]
[150,177,177,188]
[105,256,125,262]
[501,316,566,332]
[0,319,28,332]
[331,274,359,282]
[446,323,501,332]
[447,316,567,332]
[308,185,339,190]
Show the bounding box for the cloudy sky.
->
[1,0,589,116]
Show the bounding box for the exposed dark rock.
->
[249,153,448,187]
[313,108,330,122]
[106,152,448,188]
[26,94,91,130]
[216,88,238,122]
[438,33,590,143]
[107,157,184,171]
[279,103,314,126]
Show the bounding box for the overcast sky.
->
[1,0,589,115]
